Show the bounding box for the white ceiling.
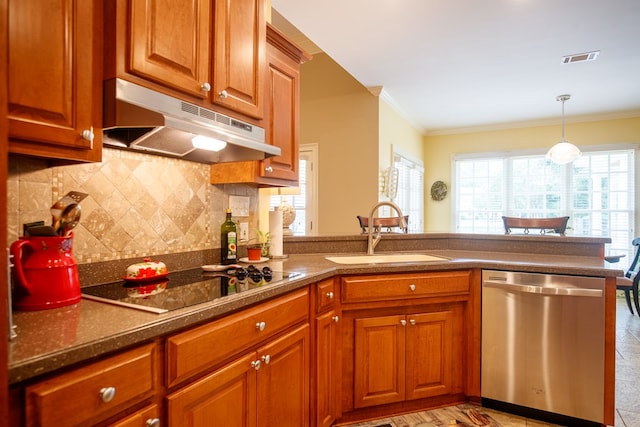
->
[271,0,640,134]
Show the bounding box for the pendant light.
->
[546,94,581,164]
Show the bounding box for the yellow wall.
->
[300,54,425,235]
[379,99,423,176]
[300,53,379,234]
[299,52,640,236]
[424,116,640,231]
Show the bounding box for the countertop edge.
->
[8,251,622,384]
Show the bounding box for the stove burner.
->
[234,265,272,282]
[81,267,302,313]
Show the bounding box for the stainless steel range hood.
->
[103,78,280,164]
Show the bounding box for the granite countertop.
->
[8,248,623,385]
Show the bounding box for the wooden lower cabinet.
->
[167,324,309,427]
[353,309,456,408]
[12,273,476,427]
[314,278,341,427]
[339,271,471,423]
[23,343,159,427]
[107,404,161,427]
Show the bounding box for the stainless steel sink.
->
[325,253,449,264]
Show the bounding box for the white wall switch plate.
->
[229,196,250,217]
[239,222,249,242]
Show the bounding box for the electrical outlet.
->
[239,222,249,242]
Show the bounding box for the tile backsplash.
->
[7,148,258,264]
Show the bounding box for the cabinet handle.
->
[201,82,211,92]
[265,166,273,174]
[218,89,228,99]
[146,418,161,427]
[251,360,261,370]
[81,127,94,142]
[326,291,334,299]
[409,319,416,326]
[261,354,271,364]
[99,386,116,403]
[256,321,266,331]
[332,315,339,323]
[409,284,416,292]
[400,319,407,326]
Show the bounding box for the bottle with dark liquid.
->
[221,209,237,265]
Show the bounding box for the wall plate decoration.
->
[430,180,448,201]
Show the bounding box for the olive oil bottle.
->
[221,209,237,264]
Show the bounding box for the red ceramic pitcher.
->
[10,233,81,310]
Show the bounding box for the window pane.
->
[269,159,308,235]
[393,152,424,232]
[454,148,635,267]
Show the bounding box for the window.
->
[454,147,636,263]
[269,145,317,235]
[393,150,424,232]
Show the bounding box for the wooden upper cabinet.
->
[7,0,103,162]
[128,0,212,99]
[211,0,265,119]
[262,26,301,182]
[111,0,265,119]
[210,24,311,186]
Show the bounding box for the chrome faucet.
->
[367,201,407,255]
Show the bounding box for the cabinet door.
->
[8,0,102,162]
[256,324,309,427]
[209,24,308,186]
[353,315,405,408]
[167,352,257,427]
[315,310,341,427]
[129,0,211,98]
[211,0,265,119]
[261,40,300,182]
[405,310,454,400]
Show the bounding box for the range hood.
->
[103,78,280,164]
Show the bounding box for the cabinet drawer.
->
[107,404,160,427]
[342,271,471,303]
[25,343,157,427]
[316,278,338,313]
[166,288,309,388]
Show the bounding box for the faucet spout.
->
[367,201,407,255]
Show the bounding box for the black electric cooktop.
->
[81,267,303,314]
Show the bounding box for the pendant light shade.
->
[546,94,581,164]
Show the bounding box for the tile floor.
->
[342,297,640,427]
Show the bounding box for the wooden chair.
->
[502,216,570,236]
[357,215,409,234]
[613,237,640,315]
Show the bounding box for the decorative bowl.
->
[124,257,168,281]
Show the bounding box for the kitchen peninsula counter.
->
[8,233,624,385]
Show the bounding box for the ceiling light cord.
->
[546,94,581,165]
[560,96,566,141]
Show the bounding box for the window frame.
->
[452,144,638,263]
[391,146,424,233]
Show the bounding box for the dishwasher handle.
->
[483,280,603,297]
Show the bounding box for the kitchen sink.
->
[325,253,449,264]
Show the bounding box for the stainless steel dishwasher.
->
[481,270,605,425]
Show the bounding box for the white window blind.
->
[393,152,424,232]
[269,158,307,235]
[454,148,635,264]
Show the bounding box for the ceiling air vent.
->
[561,50,600,64]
